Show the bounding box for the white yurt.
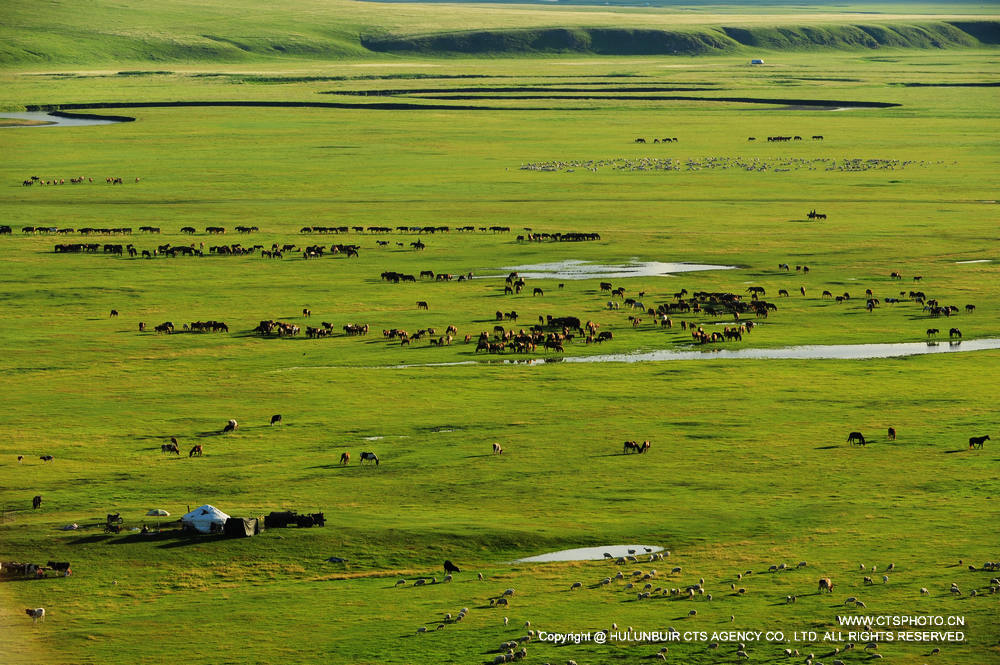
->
[180,505,230,534]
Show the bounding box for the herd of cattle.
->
[20,175,137,186]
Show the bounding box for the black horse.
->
[443,560,461,574]
[847,431,866,446]
[969,435,990,449]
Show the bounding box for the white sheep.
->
[570,582,582,590]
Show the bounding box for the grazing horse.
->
[443,560,461,574]
[189,444,203,457]
[161,442,180,455]
[949,328,962,338]
[532,288,543,296]
[222,419,238,433]
[818,578,834,593]
[270,414,282,425]
[623,440,642,454]
[926,328,939,337]
[32,495,42,509]
[110,309,119,317]
[416,301,429,310]
[492,442,503,455]
[339,452,350,465]
[360,451,379,466]
[969,435,990,449]
[887,427,896,441]
[847,431,866,446]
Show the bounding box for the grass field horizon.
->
[2,1,999,664]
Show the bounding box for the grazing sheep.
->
[478,572,485,581]
[671,567,682,573]
[443,574,453,583]
[503,588,516,597]
[864,642,879,651]
[882,575,889,584]
[688,610,697,616]
[496,598,509,607]
[503,617,508,626]
[797,561,807,568]
[864,576,874,585]
[25,608,45,623]
[416,627,427,633]
[856,600,867,608]
[736,650,749,660]
[920,587,929,595]
[394,579,406,586]
[845,597,858,605]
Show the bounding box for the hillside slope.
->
[0,0,997,65]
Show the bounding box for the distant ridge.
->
[361,21,998,55]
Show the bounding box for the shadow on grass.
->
[814,445,840,450]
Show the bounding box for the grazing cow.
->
[340,452,350,465]
[40,455,54,463]
[443,560,461,574]
[32,495,42,509]
[969,435,990,449]
[25,608,45,623]
[492,442,503,455]
[360,451,379,466]
[818,578,834,593]
[888,427,896,441]
[47,561,71,575]
[189,444,203,457]
[270,414,282,425]
[624,441,642,454]
[416,301,429,310]
[161,443,180,455]
[138,322,146,332]
[110,309,119,317]
[222,419,238,433]
[847,431,866,446]
[302,308,311,317]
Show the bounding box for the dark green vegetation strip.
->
[362,21,999,55]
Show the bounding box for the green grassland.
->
[2,1,1000,664]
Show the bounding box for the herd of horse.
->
[847,429,988,450]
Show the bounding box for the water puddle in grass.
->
[515,545,664,563]
[379,338,1000,368]
[487,259,737,281]
[0,111,124,127]
[955,259,992,264]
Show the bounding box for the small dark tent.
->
[224,517,262,538]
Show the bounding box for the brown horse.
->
[887,427,896,441]
[189,445,203,457]
[340,452,350,465]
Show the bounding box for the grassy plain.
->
[1,1,999,663]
